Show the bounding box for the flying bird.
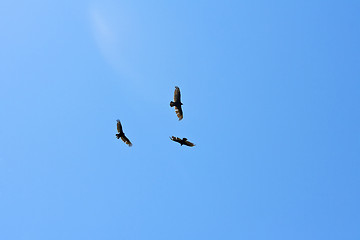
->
[170,86,183,120]
[170,136,195,147]
[116,120,132,147]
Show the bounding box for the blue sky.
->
[1,0,360,239]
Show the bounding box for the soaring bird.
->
[170,86,183,120]
[170,136,195,147]
[116,120,132,147]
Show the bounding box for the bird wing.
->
[184,139,195,147]
[175,105,183,120]
[170,136,181,143]
[121,135,132,147]
[116,120,123,133]
[174,86,181,102]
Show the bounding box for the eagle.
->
[116,120,132,147]
[170,136,195,147]
[170,86,183,120]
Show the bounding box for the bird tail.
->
[170,101,175,107]
[116,133,121,139]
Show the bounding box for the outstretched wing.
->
[184,139,195,147]
[116,120,123,133]
[170,136,181,143]
[174,86,181,102]
[174,105,183,120]
[121,135,132,147]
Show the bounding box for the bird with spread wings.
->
[170,86,183,120]
[116,120,132,147]
[170,136,195,147]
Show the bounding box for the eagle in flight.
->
[116,120,132,147]
[170,86,183,120]
[170,136,195,147]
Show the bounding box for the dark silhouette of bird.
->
[170,86,183,120]
[116,120,132,147]
[170,136,195,147]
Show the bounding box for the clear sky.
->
[1,0,360,239]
